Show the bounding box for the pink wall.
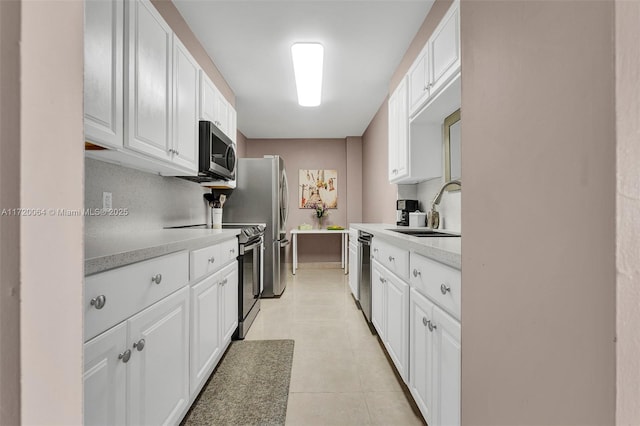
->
[246,139,348,262]
[616,0,640,423]
[236,130,248,159]
[151,0,235,107]
[20,0,85,423]
[460,1,615,424]
[361,100,396,224]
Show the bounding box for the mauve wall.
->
[461,1,615,424]
[151,0,235,106]
[361,101,396,223]
[616,0,640,423]
[236,131,248,159]
[246,139,349,263]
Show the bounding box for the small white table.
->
[290,229,350,275]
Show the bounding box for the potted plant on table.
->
[312,202,329,229]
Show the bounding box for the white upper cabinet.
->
[429,1,461,97]
[170,34,199,174]
[409,0,460,117]
[408,47,430,115]
[125,0,173,161]
[84,0,123,149]
[388,76,409,182]
[228,107,237,143]
[199,70,237,143]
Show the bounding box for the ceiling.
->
[173,0,434,139]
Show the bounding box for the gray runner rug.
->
[182,339,295,426]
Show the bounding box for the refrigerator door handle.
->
[280,239,290,248]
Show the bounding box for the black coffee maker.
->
[396,199,419,226]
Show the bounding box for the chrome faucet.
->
[427,179,461,229]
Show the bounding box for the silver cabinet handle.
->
[90,295,106,310]
[428,321,437,332]
[413,269,421,278]
[378,277,386,284]
[221,278,228,286]
[422,317,428,326]
[151,274,162,285]
[423,85,428,91]
[440,284,451,294]
[373,248,378,253]
[208,256,215,263]
[118,349,131,363]
[230,248,235,254]
[133,339,145,351]
[388,256,395,262]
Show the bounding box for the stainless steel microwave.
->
[197,120,236,181]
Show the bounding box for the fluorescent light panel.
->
[291,43,324,107]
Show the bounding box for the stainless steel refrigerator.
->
[223,155,290,297]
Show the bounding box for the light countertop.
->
[85,228,240,276]
[349,223,461,270]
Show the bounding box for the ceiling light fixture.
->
[291,43,324,107]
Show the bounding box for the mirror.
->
[444,108,461,191]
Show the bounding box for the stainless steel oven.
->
[235,233,263,339]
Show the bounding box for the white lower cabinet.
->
[410,287,461,426]
[128,286,190,426]
[84,322,127,426]
[189,245,239,397]
[371,259,410,383]
[190,272,221,395]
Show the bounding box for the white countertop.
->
[85,228,240,276]
[349,223,461,270]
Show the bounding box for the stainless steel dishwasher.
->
[357,231,373,324]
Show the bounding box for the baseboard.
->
[293,262,342,269]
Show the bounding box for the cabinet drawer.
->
[372,239,410,281]
[190,237,238,281]
[410,252,461,320]
[84,251,189,342]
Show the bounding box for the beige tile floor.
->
[245,267,425,426]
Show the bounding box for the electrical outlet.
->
[102,192,112,210]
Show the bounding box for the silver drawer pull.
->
[413,269,421,278]
[118,349,131,363]
[208,256,215,263]
[428,321,437,332]
[230,248,235,253]
[379,277,386,284]
[388,256,395,262]
[151,274,162,285]
[133,339,145,351]
[90,295,106,310]
[221,278,228,286]
[373,248,378,253]
[440,284,451,294]
[422,317,428,327]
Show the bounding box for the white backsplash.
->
[85,158,209,235]
[398,179,461,232]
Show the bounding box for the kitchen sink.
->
[387,229,460,237]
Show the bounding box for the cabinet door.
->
[190,273,221,396]
[228,106,237,143]
[371,261,386,337]
[84,0,123,149]
[409,289,436,425]
[171,34,199,174]
[84,322,127,426]
[384,273,409,382]
[199,70,217,123]
[128,287,190,426]
[214,93,230,135]
[393,77,409,182]
[433,305,461,426]
[348,243,359,300]
[388,87,398,181]
[125,0,173,161]
[429,0,460,96]
[219,262,239,344]
[408,48,429,114]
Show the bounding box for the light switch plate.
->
[102,192,112,210]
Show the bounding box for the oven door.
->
[240,238,262,321]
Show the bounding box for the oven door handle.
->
[243,239,263,252]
